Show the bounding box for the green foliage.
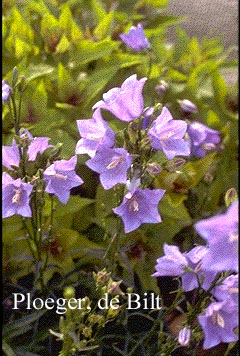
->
[2,0,238,355]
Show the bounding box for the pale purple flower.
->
[86,148,132,190]
[119,23,150,51]
[43,156,83,204]
[75,109,115,157]
[148,106,190,159]
[152,244,188,277]
[2,80,11,101]
[182,246,216,292]
[2,140,20,170]
[212,274,238,306]
[178,327,191,346]
[195,200,238,273]
[198,300,238,349]
[113,188,165,233]
[187,122,221,158]
[2,172,33,218]
[152,244,216,292]
[28,137,53,161]
[93,74,147,122]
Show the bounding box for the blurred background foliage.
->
[2,0,238,355]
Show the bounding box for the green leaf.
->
[25,64,55,83]
[211,69,228,109]
[93,12,114,40]
[73,38,120,65]
[2,340,16,356]
[3,310,46,341]
[55,34,70,53]
[90,0,107,22]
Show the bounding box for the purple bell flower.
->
[195,200,238,273]
[113,188,165,233]
[93,74,147,122]
[2,80,11,101]
[119,23,150,52]
[43,156,84,204]
[187,122,221,158]
[2,172,33,218]
[86,147,132,190]
[198,300,238,349]
[75,109,115,157]
[148,106,190,159]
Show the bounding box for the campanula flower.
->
[2,80,11,101]
[2,140,20,170]
[113,188,165,233]
[86,147,132,190]
[93,74,147,122]
[75,109,115,157]
[119,23,150,51]
[187,122,221,158]
[2,172,33,218]
[212,274,238,306]
[198,300,238,349]
[194,200,238,272]
[43,156,83,204]
[148,106,190,159]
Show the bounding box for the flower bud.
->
[225,188,238,207]
[82,326,92,338]
[155,80,169,95]
[178,99,198,113]
[164,158,186,172]
[107,280,124,296]
[93,269,111,287]
[178,327,191,346]
[146,162,161,175]
[63,286,75,299]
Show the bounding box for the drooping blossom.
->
[93,74,147,122]
[2,172,33,218]
[113,188,165,233]
[194,200,238,273]
[86,148,132,190]
[75,109,115,157]
[43,156,83,204]
[148,106,190,159]
[2,80,11,101]
[178,327,191,346]
[2,140,20,170]
[212,274,238,306]
[119,23,150,51]
[198,300,238,349]
[187,122,221,158]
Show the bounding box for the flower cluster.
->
[152,200,239,349]
[75,75,194,233]
[2,129,84,218]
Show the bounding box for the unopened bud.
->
[178,99,198,113]
[225,188,238,207]
[107,280,124,296]
[93,269,111,286]
[146,162,161,175]
[178,327,191,346]
[63,286,75,299]
[142,106,154,129]
[155,80,169,95]
[164,158,186,172]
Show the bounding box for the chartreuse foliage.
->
[2,0,238,355]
